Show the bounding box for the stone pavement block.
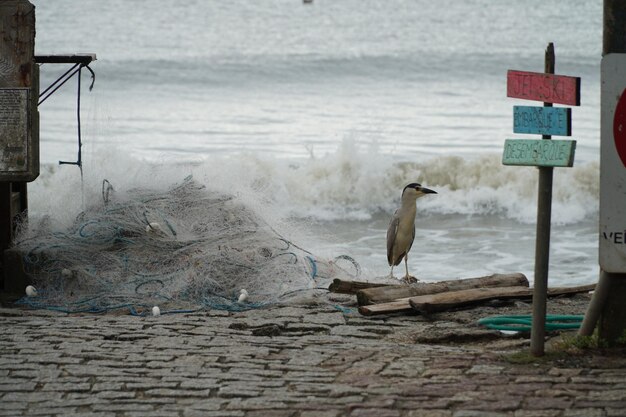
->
[92,403,155,412]
[286,349,327,366]
[496,382,552,395]
[576,400,626,410]
[218,386,261,398]
[514,410,561,417]
[225,398,290,410]
[245,410,295,417]
[95,390,136,400]
[125,379,179,390]
[563,409,607,417]
[300,411,342,417]
[183,411,244,417]
[523,396,573,409]
[0,401,27,411]
[548,367,583,377]
[41,382,91,392]
[421,367,465,378]
[380,359,425,378]
[406,411,453,417]
[397,398,454,410]
[1,391,63,403]
[453,411,510,417]
[466,364,505,375]
[0,411,24,417]
[348,408,401,417]
[179,378,220,389]
[123,412,181,417]
[330,325,388,339]
[182,399,227,411]
[461,398,522,412]
[26,406,78,415]
[587,389,626,401]
[0,382,36,391]
[303,312,346,326]
[145,388,213,398]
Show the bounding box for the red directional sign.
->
[613,87,626,168]
[507,70,581,106]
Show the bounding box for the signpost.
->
[503,139,575,167]
[513,106,571,137]
[507,70,581,106]
[503,43,581,356]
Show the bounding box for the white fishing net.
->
[15,176,359,314]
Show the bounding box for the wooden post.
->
[530,43,555,357]
[0,0,37,291]
[594,0,626,346]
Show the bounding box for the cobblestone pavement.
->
[1,294,625,417]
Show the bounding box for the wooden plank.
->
[356,273,528,306]
[409,284,597,314]
[358,284,596,316]
[410,286,533,314]
[513,106,571,136]
[359,298,414,316]
[502,139,576,167]
[507,70,581,106]
[328,278,394,294]
[34,54,97,64]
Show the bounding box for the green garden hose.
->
[478,315,584,332]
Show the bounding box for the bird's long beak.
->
[419,186,437,194]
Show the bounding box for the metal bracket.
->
[34,54,97,168]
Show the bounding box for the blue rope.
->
[306,256,318,279]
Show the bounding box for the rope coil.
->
[478,315,584,332]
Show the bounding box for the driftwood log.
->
[356,273,529,306]
[358,283,596,316]
[328,279,393,294]
[409,284,597,314]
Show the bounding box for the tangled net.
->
[15,176,359,314]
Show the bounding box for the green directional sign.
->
[502,139,576,167]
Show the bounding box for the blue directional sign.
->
[513,105,571,136]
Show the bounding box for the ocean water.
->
[28,0,602,287]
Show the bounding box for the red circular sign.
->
[613,88,626,168]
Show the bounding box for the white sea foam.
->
[29,139,599,227]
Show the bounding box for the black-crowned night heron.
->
[387,183,437,283]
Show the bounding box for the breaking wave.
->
[29,138,599,227]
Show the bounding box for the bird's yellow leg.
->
[403,255,418,284]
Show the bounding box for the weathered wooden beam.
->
[358,283,595,316]
[410,284,597,314]
[328,278,394,295]
[356,273,528,306]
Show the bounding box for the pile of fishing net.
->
[15,176,359,314]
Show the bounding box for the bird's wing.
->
[406,224,415,256]
[386,212,399,266]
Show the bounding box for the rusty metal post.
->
[596,0,626,346]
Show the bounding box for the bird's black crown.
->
[402,183,422,195]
